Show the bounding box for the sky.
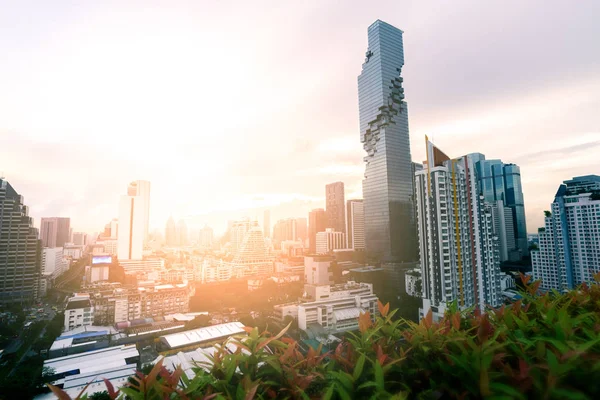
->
[1,0,599,236]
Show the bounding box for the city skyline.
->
[1,1,599,235]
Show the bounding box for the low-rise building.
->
[64,294,94,331]
[159,321,246,352]
[38,345,139,399]
[316,229,346,254]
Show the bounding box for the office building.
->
[0,178,41,304]
[473,155,528,258]
[40,217,71,248]
[326,182,346,234]
[117,193,144,260]
[63,245,84,260]
[346,199,365,250]
[127,180,151,244]
[532,175,600,292]
[72,232,88,246]
[405,268,422,298]
[296,282,379,334]
[358,20,417,263]
[39,247,66,297]
[272,218,297,247]
[296,217,308,244]
[316,228,346,255]
[229,218,255,253]
[304,255,334,285]
[64,294,94,331]
[308,208,328,254]
[263,210,271,238]
[231,227,274,277]
[489,200,517,262]
[415,139,502,319]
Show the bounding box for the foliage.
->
[47,274,600,399]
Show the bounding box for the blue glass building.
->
[358,20,417,263]
[473,155,528,258]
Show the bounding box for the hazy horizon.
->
[1,0,599,236]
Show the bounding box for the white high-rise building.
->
[489,200,516,262]
[117,194,145,260]
[199,225,214,249]
[231,227,274,277]
[415,138,502,320]
[532,175,600,292]
[230,219,255,254]
[315,228,346,255]
[346,199,365,250]
[127,180,151,244]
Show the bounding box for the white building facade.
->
[316,228,346,254]
[415,140,502,319]
[532,175,600,292]
[346,199,365,250]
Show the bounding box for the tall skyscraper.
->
[0,178,41,304]
[272,218,297,247]
[415,139,502,319]
[165,216,177,246]
[230,219,255,254]
[295,217,308,244]
[325,182,346,235]
[346,199,365,250]
[127,180,151,243]
[232,226,274,277]
[308,208,328,254]
[263,210,271,238]
[117,195,144,261]
[40,217,71,248]
[472,155,528,259]
[532,175,600,292]
[358,20,417,263]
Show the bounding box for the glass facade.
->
[358,20,417,263]
[474,158,528,257]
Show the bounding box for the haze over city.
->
[2,0,599,234]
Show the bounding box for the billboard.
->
[91,255,113,265]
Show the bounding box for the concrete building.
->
[326,182,346,235]
[359,20,417,263]
[296,217,308,245]
[231,227,274,277]
[346,199,365,250]
[159,321,245,351]
[308,208,327,254]
[39,248,67,297]
[304,255,334,286]
[88,281,194,324]
[118,193,144,260]
[176,219,188,247]
[63,245,84,260]
[72,232,88,247]
[272,218,297,247]
[127,180,151,244]
[229,219,255,253]
[0,178,41,304]
[489,200,518,262]
[297,282,379,334]
[415,139,502,319]
[532,175,600,292]
[316,228,346,255]
[40,217,71,248]
[64,294,94,331]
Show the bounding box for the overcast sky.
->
[1,0,599,235]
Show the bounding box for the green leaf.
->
[374,360,384,390]
[322,384,335,400]
[489,382,526,400]
[353,354,366,381]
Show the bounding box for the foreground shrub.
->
[49,275,600,399]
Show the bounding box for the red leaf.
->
[103,378,120,399]
[477,314,493,343]
[378,300,390,317]
[451,313,461,330]
[46,384,72,400]
[421,309,433,328]
[358,311,373,333]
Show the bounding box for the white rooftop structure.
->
[160,321,245,350]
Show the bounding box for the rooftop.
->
[160,321,246,349]
[66,299,92,310]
